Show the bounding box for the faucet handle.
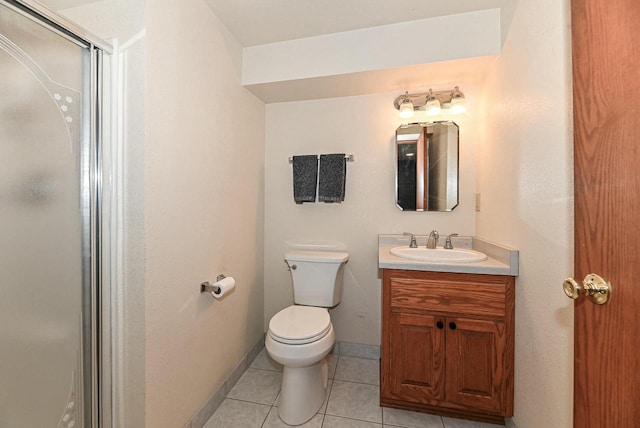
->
[403,232,418,248]
[444,233,459,249]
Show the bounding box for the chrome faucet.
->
[444,233,459,249]
[426,230,439,249]
[403,232,418,248]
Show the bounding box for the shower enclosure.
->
[0,1,112,426]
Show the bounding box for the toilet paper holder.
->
[201,274,227,294]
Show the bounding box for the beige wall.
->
[264,92,478,345]
[476,1,574,427]
[145,1,265,427]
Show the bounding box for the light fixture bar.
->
[393,86,466,114]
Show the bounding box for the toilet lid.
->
[269,306,331,345]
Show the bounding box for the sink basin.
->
[389,246,488,263]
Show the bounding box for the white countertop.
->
[378,234,519,276]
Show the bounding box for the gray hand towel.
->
[318,154,346,203]
[292,155,318,203]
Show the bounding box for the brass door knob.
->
[563,273,611,305]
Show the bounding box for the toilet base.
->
[265,312,336,425]
[278,357,328,425]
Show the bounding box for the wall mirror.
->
[395,121,459,211]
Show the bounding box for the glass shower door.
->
[0,2,97,426]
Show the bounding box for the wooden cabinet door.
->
[383,311,445,404]
[445,317,506,413]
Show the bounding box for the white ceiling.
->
[46,0,508,48]
[202,0,508,47]
[43,0,99,11]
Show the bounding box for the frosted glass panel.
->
[0,3,91,427]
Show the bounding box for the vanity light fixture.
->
[393,86,467,117]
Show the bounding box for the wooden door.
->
[384,312,445,404]
[445,317,506,414]
[571,0,640,425]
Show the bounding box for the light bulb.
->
[399,100,414,119]
[425,98,441,116]
[450,96,466,114]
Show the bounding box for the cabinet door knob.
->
[436,321,444,329]
[449,322,457,330]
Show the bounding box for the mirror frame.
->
[395,121,459,212]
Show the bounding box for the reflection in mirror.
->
[396,121,459,211]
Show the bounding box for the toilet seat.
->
[269,306,331,345]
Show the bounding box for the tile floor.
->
[204,350,500,428]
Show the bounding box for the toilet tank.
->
[285,251,349,307]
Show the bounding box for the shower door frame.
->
[2,1,114,427]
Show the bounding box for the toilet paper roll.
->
[212,276,235,298]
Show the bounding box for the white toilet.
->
[265,250,349,425]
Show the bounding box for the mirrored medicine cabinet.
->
[395,121,459,212]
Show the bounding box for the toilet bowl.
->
[266,305,335,425]
[265,250,348,425]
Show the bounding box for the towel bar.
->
[288,154,354,164]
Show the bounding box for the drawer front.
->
[388,271,510,318]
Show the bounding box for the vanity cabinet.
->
[381,269,515,424]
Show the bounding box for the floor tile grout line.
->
[224,396,276,408]
[322,413,382,426]
[249,366,283,373]
[259,404,273,428]
[245,366,282,374]
[324,369,336,413]
[320,356,338,427]
[322,357,337,422]
[380,405,448,428]
[331,378,381,387]
[319,412,326,427]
